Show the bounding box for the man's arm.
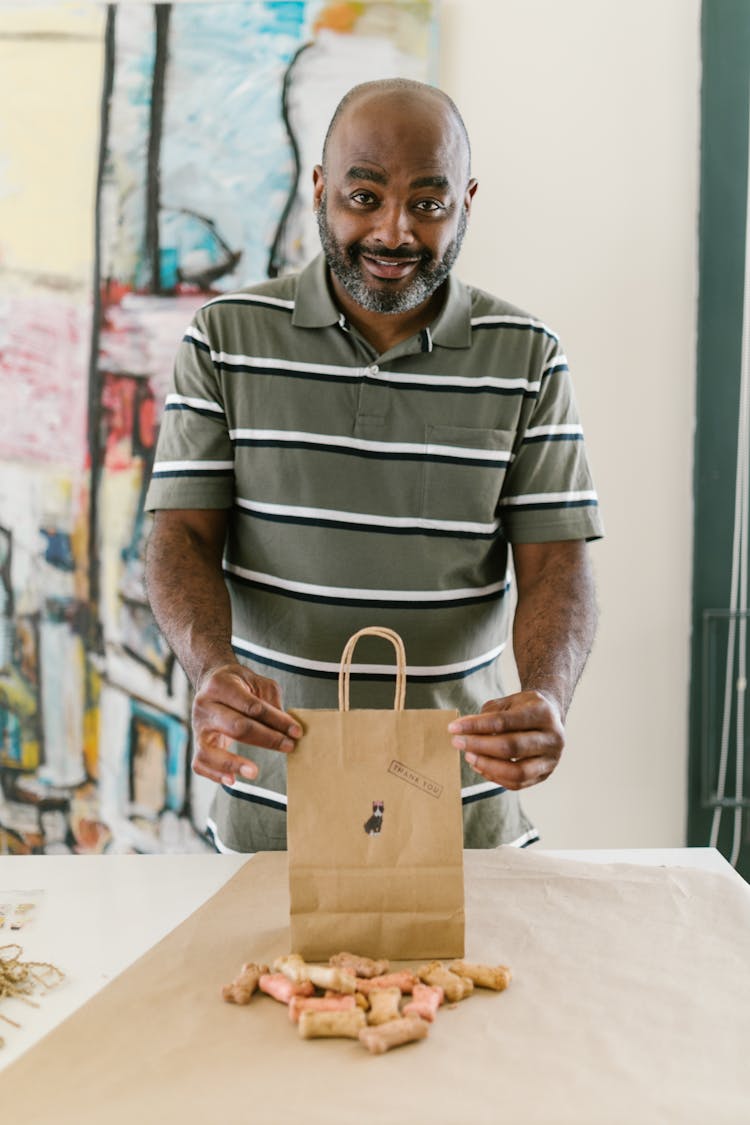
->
[448,539,597,789]
[145,509,301,786]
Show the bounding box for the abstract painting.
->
[0,0,437,853]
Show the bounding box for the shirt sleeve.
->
[144,310,235,511]
[498,340,603,543]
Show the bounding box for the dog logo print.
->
[363,800,384,836]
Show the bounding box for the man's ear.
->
[464,177,479,217]
[312,165,325,211]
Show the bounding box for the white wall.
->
[440,0,701,846]
[87,0,702,850]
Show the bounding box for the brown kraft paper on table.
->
[287,627,465,960]
[2,849,749,1125]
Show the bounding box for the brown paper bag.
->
[287,626,465,961]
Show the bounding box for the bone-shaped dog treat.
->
[221,961,268,1005]
[402,982,443,1022]
[355,970,418,995]
[289,994,357,1024]
[273,953,309,983]
[298,1007,366,1039]
[273,955,357,995]
[259,973,315,1004]
[329,951,390,979]
[358,1016,429,1055]
[449,960,512,991]
[326,988,370,1010]
[366,986,402,1026]
[417,961,473,1002]
[223,951,512,1058]
[307,965,357,994]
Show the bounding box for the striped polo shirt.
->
[145,253,602,853]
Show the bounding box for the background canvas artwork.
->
[0,0,437,854]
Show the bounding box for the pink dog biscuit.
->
[449,960,512,991]
[359,1016,429,1055]
[327,989,369,1010]
[289,994,357,1023]
[221,961,268,1005]
[355,970,418,995]
[259,973,315,1004]
[329,951,390,979]
[402,982,443,1022]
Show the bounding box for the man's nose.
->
[371,202,414,248]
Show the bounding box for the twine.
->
[0,943,65,1045]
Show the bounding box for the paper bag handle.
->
[338,627,407,712]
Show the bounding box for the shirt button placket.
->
[356,364,386,424]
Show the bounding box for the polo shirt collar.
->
[428,272,473,349]
[292,253,473,348]
[292,254,342,328]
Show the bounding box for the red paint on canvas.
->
[0,296,91,465]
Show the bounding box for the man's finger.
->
[196,669,300,737]
[195,701,298,752]
[449,703,552,738]
[193,746,259,786]
[463,750,557,789]
[244,696,303,740]
[453,728,556,760]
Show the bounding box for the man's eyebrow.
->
[410,174,450,190]
[343,167,452,191]
[345,166,388,185]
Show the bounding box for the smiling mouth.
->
[359,253,421,281]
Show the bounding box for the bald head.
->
[312,78,478,322]
[322,79,471,181]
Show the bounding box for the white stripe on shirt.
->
[542,354,568,374]
[498,489,597,507]
[205,816,246,853]
[507,827,541,848]
[202,293,296,310]
[206,350,540,395]
[461,781,505,801]
[152,459,234,473]
[224,781,288,808]
[165,393,224,414]
[470,314,558,339]
[235,497,501,536]
[230,635,506,678]
[229,429,513,464]
[223,562,508,604]
[523,424,583,439]
[184,325,210,346]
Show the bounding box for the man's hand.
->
[448,690,565,790]
[449,539,596,791]
[192,663,302,786]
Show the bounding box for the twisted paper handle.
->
[338,627,407,712]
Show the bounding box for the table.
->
[2,845,749,1125]
[0,846,742,1076]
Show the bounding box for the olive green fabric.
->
[145,254,602,851]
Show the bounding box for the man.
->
[144,79,601,853]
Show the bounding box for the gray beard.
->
[316,196,466,315]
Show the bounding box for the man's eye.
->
[351,192,376,205]
[415,199,443,212]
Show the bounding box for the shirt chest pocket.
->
[421,425,515,529]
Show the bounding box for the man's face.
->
[313,94,476,318]
[316,192,467,315]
